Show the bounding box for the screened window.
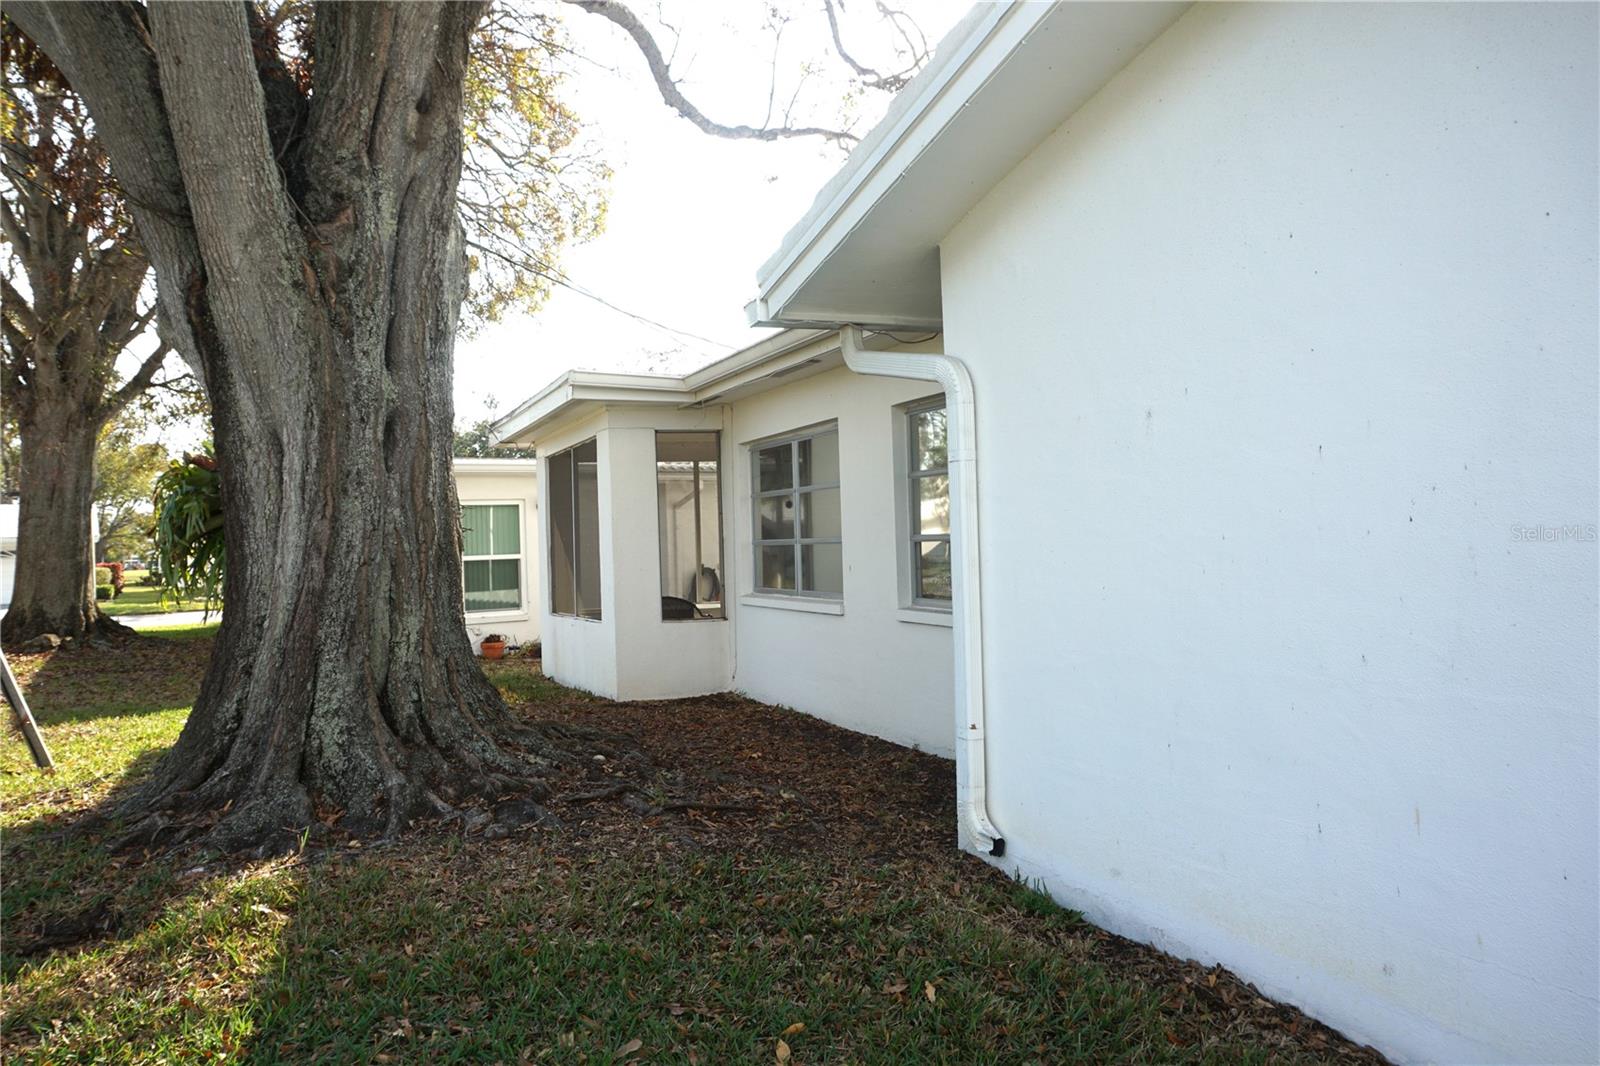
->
[657,432,723,620]
[462,503,522,613]
[548,439,602,620]
[753,427,842,597]
[907,401,951,604]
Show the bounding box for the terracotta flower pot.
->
[480,640,506,661]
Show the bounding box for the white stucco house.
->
[491,4,1597,1064]
[0,501,18,610]
[452,458,540,650]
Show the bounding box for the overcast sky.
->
[127,1,971,450]
[451,0,970,426]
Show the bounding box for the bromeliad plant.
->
[151,448,224,613]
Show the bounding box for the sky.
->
[451,0,971,427]
[122,0,973,451]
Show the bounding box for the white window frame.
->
[546,438,603,622]
[460,500,526,619]
[655,431,726,621]
[750,424,842,600]
[899,396,952,616]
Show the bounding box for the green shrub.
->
[94,582,114,601]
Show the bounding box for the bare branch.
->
[7,0,206,374]
[821,0,920,93]
[563,0,858,145]
[0,275,37,342]
[100,342,172,420]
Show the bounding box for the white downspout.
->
[838,325,1004,856]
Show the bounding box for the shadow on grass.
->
[7,627,215,727]
[2,651,1389,1065]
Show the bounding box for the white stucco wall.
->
[534,413,619,696]
[0,501,16,610]
[939,5,1598,1064]
[728,365,955,756]
[606,408,734,701]
[453,461,541,650]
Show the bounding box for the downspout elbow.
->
[838,325,1004,857]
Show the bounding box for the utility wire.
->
[468,239,736,352]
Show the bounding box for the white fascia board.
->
[679,328,833,392]
[451,458,539,474]
[492,377,691,446]
[491,329,841,445]
[745,298,944,332]
[754,2,1033,322]
[754,2,1188,328]
[753,2,1018,303]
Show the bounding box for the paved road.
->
[120,610,219,630]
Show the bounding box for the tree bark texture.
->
[10,1,550,850]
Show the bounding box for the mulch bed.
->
[505,677,1390,1064]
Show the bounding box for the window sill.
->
[896,606,953,628]
[739,594,844,616]
[465,609,530,624]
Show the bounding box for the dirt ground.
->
[510,676,1390,1065]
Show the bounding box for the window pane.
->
[757,444,792,492]
[757,495,795,540]
[917,539,952,601]
[575,439,602,620]
[464,559,521,613]
[488,504,520,555]
[547,451,575,615]
[797,432,839,486]
[913,474,950,535]
[461,505,492,558]
[802,542,843,595]
[658,433,724,620]
[759,545,796,591]
[799,487,841,539]
[911,406,947,471]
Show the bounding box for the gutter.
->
[838,325,1004,856]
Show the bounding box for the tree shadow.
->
[7,629,211,727]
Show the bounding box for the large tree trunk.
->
[10,2,558,852]
[1,396,110,644]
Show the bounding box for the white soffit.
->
[750,1,1188,330]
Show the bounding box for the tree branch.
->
[0,275,39,343]
[563,0,858,145]
[100,342,172,421]
[146,2,302,312]
[820,0,923,93]
[6,0,206,376]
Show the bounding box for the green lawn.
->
[1,634,1381,1064]
[98,583,218,617]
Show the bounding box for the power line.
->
[468,239,736,352]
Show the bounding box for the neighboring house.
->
[494,4,1597,1064]
[452,458,540,651]
[0,501,17,610]
[0,501,95,613]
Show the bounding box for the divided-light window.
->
[907,401,951,604]
[547,439,602,620]
[752,427,842,597]
[461,503,522,613]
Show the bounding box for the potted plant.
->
[479,633,507,661]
